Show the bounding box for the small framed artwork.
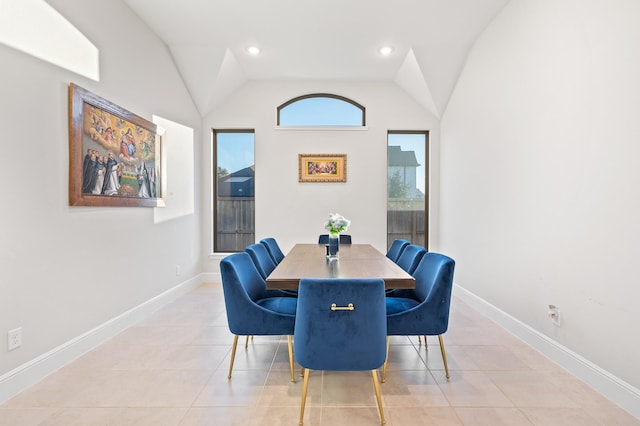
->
[298,153,347,183]
[68,83,165,207]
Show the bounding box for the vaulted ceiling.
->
[123,0,510,118]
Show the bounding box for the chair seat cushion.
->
[386,297,420,315]
[385,289,417,299]
[257,297,298,315]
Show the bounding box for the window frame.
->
[276,93,366,127]
[387,130,429,250]
[212,128,256,253]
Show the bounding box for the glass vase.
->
[328,234,340,259]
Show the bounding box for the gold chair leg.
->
[424,335,428,348]
[371,370,386,425]
[381,336,390,383]
[438,334,450,379]
[245,336,249,349]
[381,336,391,383]
[299,368,310,425]
[228,335,239,379]
[288,335,296,383]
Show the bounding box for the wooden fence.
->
[387,199,427,249]
[215,198,427,252]
[215,198,255,252]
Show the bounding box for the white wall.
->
[202,80,440,269]
[441,0,640,392]
[0,0,201,379]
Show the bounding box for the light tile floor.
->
[1,282,638,425]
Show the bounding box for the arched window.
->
[277,94,366,126]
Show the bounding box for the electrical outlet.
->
[176,265,181,276]
[8,327,22,351]
[547,305,561,326]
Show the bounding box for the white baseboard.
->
[453,283,640,420]
[200,272,220,283]
[0,274,206,404]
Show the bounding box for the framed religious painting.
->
[68,83,165,207]
[298,153,347,183]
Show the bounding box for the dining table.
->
[265,243,415,290]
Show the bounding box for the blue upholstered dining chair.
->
[383,252,455,382]
[219,252,297,382]
[249,241,298,298]
[395,244,426,275]
[245,243,277,280]
[294,278,387,425]
[318,234,352,244]
[260,237,285,264]
[385,239,410,262]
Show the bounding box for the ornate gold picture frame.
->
[68,83,164,207]
[298,153,347,183]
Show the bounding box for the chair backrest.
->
[220,252,295,336]
[220,252,270,305]
[386,239,410,262]
[260,237,285,264]
[413,252,455,305]
[395,244,427,275]
[245,243,277,279]
[318,234,352,244]
[294,278,386,371]
[398,252,455,335]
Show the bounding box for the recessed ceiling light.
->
[379,46,394,56]
[247,46,261,55]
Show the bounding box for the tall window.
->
[387,131,429,249]
[213,129,255,253]
[277,94,365,126]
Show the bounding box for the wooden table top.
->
[265,243,415,290]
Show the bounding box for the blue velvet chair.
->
[385,239,410,262]
[260,237,285,264]
[250,241,298,298]
[318,234,352,244]
[394,244,426,275]
[245,243,277,279]
[383,252,455,382]
[294,278,387,425]
[220,252,297,382]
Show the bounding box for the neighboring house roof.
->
[229,165,255,177]
[388,146,420,167]
[218,166,255,197]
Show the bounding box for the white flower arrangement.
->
[325,213,351,236]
